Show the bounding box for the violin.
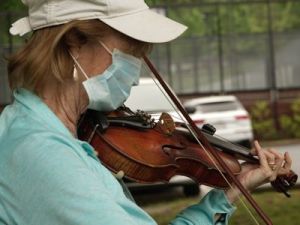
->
[77,107,297,196]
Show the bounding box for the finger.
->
[265,149,284,181]
[250,140,258,155]
[271,156,284,181]
[283,152,292,171]
[254,141,268,168]
[269,150,293,179]
[264,149,276,165]
[278,152,292,175]
[274,152,292,175]
[267,148,284,165]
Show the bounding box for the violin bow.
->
[143,56,273,225]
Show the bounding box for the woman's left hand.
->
[225,140,292,203]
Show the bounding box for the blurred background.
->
[1,0,300,224]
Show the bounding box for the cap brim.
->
[100,9,187,43]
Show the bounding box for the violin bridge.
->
[157,112,175,135]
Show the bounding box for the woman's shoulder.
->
[0,129,82,169]
[0,100,84,157]
[0,110,88,175]
[0,125,100,194]
[0,102,105,189]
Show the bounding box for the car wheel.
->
[183,184,200,197]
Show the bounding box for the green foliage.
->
[0,0,26,11]
[280,98,300,138]
[250,100,277,140]
[272,2,300,32]
[146,1,300,37]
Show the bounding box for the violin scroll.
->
[271,171,298,198]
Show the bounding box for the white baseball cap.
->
[10,0,187,43]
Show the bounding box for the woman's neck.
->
[42,82,88,137]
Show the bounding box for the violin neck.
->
[200,130,259,164]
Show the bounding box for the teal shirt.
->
[0,89,235,225]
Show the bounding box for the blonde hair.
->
[8,19,152,95]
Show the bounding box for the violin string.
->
[147,71,261,225]
[212,132,251,152]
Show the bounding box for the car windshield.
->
[196,101,241,113]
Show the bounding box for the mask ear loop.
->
[69,41,112,80]
[70,53,79,81]
[98,40,113,56]
[69,51,89,80]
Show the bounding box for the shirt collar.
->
[14,88,74,139]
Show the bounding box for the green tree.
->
[250,101,277,140]
[146,1,300,35]
[0,0,25,11]
[280,99,300,138]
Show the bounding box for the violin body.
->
[78,109,241,188]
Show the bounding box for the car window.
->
[195,101,241,113]
[125,82,174,113]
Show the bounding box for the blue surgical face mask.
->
[72,42,142,112]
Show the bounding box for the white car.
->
[184,95,254,148]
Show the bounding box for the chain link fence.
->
[149,31,300,94]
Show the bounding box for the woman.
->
[0,0,292,225]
